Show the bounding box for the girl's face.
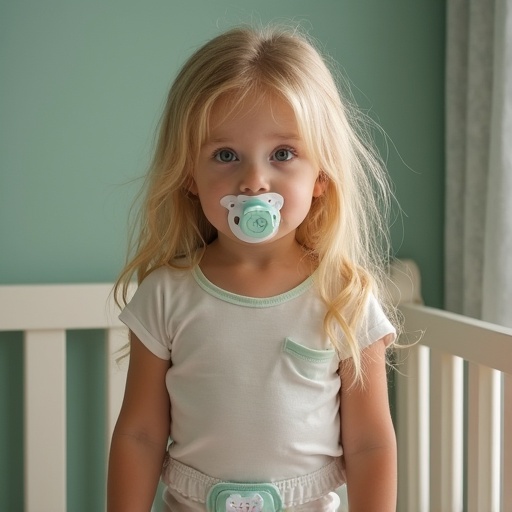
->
[190,93,324,246]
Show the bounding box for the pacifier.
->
[220,193,284,243]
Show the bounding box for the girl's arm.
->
[107,333,171,512]
[339,337,397,512]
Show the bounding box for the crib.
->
[0,260,510,512]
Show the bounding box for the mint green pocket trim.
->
[283,338,335,363]
[207,482,282,512]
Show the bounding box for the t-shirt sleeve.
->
[118,269,172,360]
[338,293,396,360]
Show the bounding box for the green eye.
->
[215,149,237,162]
[273,148,293,162]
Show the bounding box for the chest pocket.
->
[283,337,336,381]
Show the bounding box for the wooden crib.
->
[0,261,510,512]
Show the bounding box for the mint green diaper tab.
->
[206,482,283,512]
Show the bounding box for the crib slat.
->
[503,373,512,510]
[106,327,129,451]
[396,343,430,512]
[467,363,501,512]
[24,329,66,512]
[429,350,463,512]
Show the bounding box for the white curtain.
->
[445,0,512,328]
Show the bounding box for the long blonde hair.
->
[115,25,396,379]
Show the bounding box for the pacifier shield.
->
[220,193,284,243]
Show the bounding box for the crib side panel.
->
[0,284,130,512]
[397,303,512,512]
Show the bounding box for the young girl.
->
[108,25,397,512]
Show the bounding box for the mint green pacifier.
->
[220,193,284,243]
[240,198,279,239]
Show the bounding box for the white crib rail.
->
[396,303,512,512]
[0,283,131,512]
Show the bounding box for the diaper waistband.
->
[162,457,345,508]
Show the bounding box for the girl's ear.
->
[185,175,198,195]
[312,171,328,198]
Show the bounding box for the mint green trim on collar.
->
[192,266,314,308]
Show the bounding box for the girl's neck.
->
[198,233,315,297]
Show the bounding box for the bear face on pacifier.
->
[220,193,284,243]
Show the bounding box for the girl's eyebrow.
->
[272,133,301,141]
[205,133,302,144]
[205,137,231,144]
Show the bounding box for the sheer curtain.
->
[445,0,512,328]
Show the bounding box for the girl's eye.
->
[272,148,294,162]
[214,149,238,163]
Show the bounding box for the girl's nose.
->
[239,161,270,194]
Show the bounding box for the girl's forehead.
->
[207,90,298,131]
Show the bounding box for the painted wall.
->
[0,1,445,510]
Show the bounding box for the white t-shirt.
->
[119,265,395,483]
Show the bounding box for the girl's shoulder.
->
[136,262,194,295]
[357,292,396,351]
[336,291,396,360]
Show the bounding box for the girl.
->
[108,25,397,512]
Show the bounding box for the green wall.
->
[0,1,445,510]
